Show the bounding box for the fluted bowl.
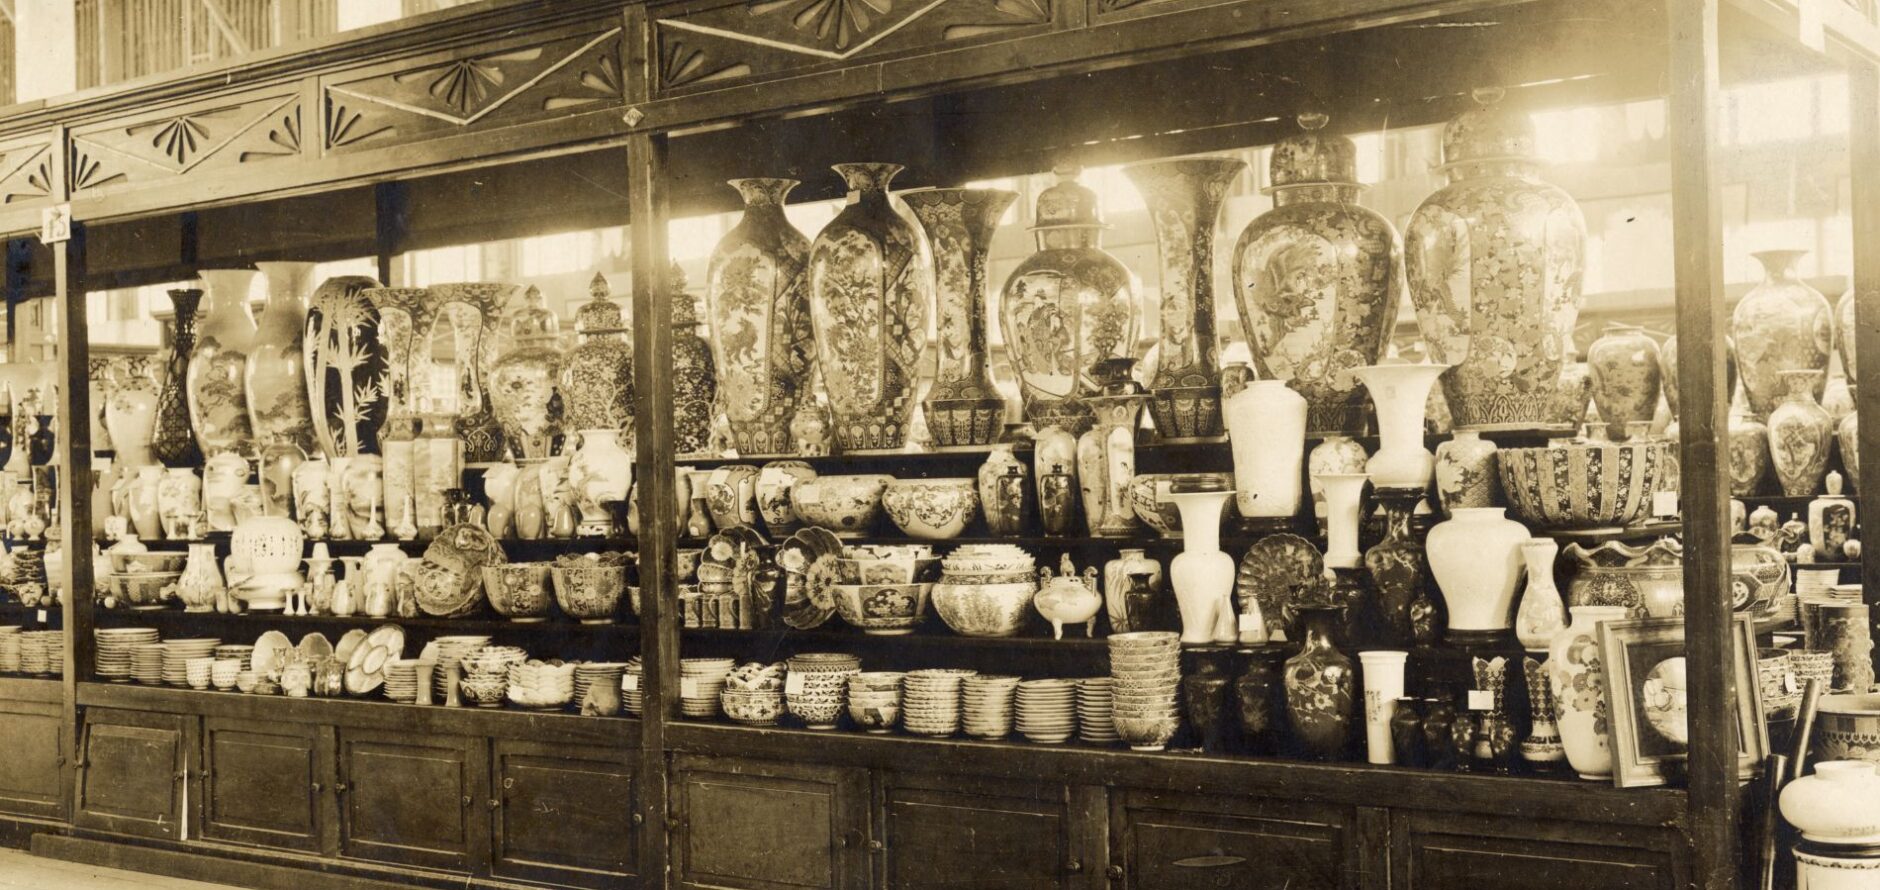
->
[931,581,1036,637]
[1499,440,1667,530]
[115,572,181,608]
[481,563,552,622]
[881,478,979,540]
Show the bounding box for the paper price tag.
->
[1237,613,1265,635]
[1652,491,1679,518]
[1467,689,1494,711]
[785,672,806,694]
[1785,674,1801,695]
[624,674,640,692]
[795,484,821,505]
[35,610,46,624]
[681,677,699,698]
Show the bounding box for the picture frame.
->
[1597,614,1767,789]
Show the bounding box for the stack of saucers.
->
[903,668,977,737]
[575,662,628,706]
[785,653,861,730]
[0,627,20,672]
[961,675,1019,739]
[623,658,644,715]
[95,628,159,681]
[19,632,48,675]
[40,632,64,677]
[432,635,495,698]
[162,638,220,686]
[132,642,166,685]
[383,659,422,703]
[1077,678,1118,745]
[681,658,737,718]
[1015,679,1078,744]
[1107,631,1181,752]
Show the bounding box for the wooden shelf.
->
[91,607,642,637]
[130,535,638,557]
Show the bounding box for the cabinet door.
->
[673,754,869,890]
[1110,789,1355,890]
[74,708,193,839]
[879,773,1080,890]
[1392,810,1684,890]
[0,697,63,819]
[490,739,638,888]
[200,717,335,854]
[337,728,484,874]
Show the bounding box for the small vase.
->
[1840,384,1861,491]
[156,468,201,540]
[379,413,416,537]
[104,381,158,470]
[1169,490,1235,645]
[1391,698,1427,767]
[257,440,304,518]
[1033,423,1078,494]
[177,542,225,612]
[153,288,205,468]
[978,446,1030,535]
[1769,368,1833,497]
[1235,650,1286,755]
[1078,394,1148,536]
[1434,429,1500,513]
[1182,649,1234,754]
[567,429,633,536]
[245,261,318,456]
[1122,571,1172,635]
[1549,605,1630,779]
[25,415,52,467]
[1308,435,1368,532]
[1360,650,1409,765]
[292,459,330,539]
[187,269,259,458]
[1222,376,1306,519]
[482,462,520,538]
[1037,462,1077,536]
[340,454,384,539]
[514,459,547,541]
[1102,548,1162,634]
[905,187,1017,447]
[1285,605,1355,761]
[1808,471,1857,561]
[1522,656,1566,766]
[413,415,460,536]
[1515,537,1567,652]
[1586,323,1662,440]
[1733,249,1832,418]
[1728,410,1772,496]
[1353,363,1447,490]
[1316,472,1369,569]
[1470,657,1521,774]
[1427,507,1528,643]
[1362,488,1424,647]
[203,451,248,533]
[130,465,163,540]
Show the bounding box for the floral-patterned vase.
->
[1549,605,1628,779]
[1586,323,1661,440]
[1232,113,1401,435]
[302,275,385,460]
[1659,334,1736,421]
[807,164,928,452]
[1728,411,1772,496]
[1733,249,1832,418]
[104,374,159,470]
[1405,89,1586,432]
[1284,605,1355,760]
[1515,536,1567,652]
[999,166,1139,432]
[1124,156,1246,441]
[1768,369,1833,497]
[567,429,632,535]
[905,187,1017,446]
[490,285,565,460]
[562,273,633,439]
[1363,488,1426,647]
[1434,429,1499,513]
[153,288,205,468]
[186,270,259,457]
[671,267,717,457]
[1077,393,1148,536]
[245,262,318,456]
[707,180,812,457]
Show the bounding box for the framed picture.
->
[1597,614,1767,788]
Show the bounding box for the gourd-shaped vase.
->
[1549,605,1629,779]
[903,187,1016,446]
[1233,113,1402,435]
[186,270,259,457]
[1733,249,1832,418]
[1405,89,1586,432]
[490,285,565,460]
[1586,323,1661,440]
[1124,157,1246,441]
[1434,429,1500,513]
[1426,507,1528,642]
[1768,369,1833,497]
[999,166,1140,432]
[1285,605,1355,761]
[706,179,812,456]
[1352,363,1447,490]
[1514,537,1566,652]
[671,268,716,456]
[1362,488,1425,647]
[1222,372,1305,519]
[1077,393,1148,536]
[807,163,929,452]
[302,274,385,459]
[153,288,206,468]
[1169,490,1235,645]
[245,262,318,456]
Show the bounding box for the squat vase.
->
[1426,507,1528,643]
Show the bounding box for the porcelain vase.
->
[568,429,632,535]
[1427,507,1528,642]
[1515,537,1566,652]
[1102,548,1162,634]
[156,467,200,540]
[1223,376,1305,519]
[1434,429,1499,513]
[706,179,813,456]
[1362,489,1425,647]
[905,187,1017,446]
[186,269,259,457]
[104,381,158,470]
[1586,323,1661,440]
[1768,369,1833,497]
[302,274,385,459]
[1548,605,1629,779]
[203,451,248,532]
[1308,435,1368,530]
[1353,363,1446,490]
[1078,394,1148,536]
[1285,605,1355,761]
[1733,249,1832,418]
[1840,385,1860,491]
[152,288,205,468]
[1169,490,1235,646]
[1728,411,1772,495]
[1318,472,1369,569]
[177,542,224,612]
[245,262,318,456]
[130,465,163,539]
[489,285,566,460]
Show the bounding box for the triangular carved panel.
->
[75,95,297,177]
[0,142,54,206]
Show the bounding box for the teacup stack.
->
[1107,631,1182,752]
[433,635,495,698]
[785,653,860,729]
[132,642,166,685]
[185,656,213,689]
[95,628,159,680]
[1015,679,1078,744]
[162,638,219,686]
[903,668,977,737]
[962,674,1020,739]
[681,658,736,718]
[847,672,904,733]
[1077,678,1118,745]
[0,626,20,672]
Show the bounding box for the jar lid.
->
[575,272,625,333]
[1030,164,1106,230]
[1269,113,1359,189]
[1440,87,1538,167]
[505,285,560,341]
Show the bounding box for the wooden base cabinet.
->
[1390,810,1687,890]
[490,739,639,889]
[0,696,64,820]
[1107,790,1361,890]
[876,774,1103,890]
[74,708,194,840]
[200,718,336,854]
[337,728,487,874]
[673,755,871,890]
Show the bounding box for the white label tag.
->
[1652,490,1679,518]
[40,204,70,245]
[624,674,640,692]
[758,467,787,491]
[35,610,46,623]
[681,677,699,698]
[785,672,806,694]
[795,485,821,505]
[1467,689,1494,711]
[1785,674,1800,695]
[1238,613,1261,632]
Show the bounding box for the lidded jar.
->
[487,285,564,460]
[561,272,634,434]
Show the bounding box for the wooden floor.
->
[0,849,250,889]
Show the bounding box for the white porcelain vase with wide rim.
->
[1352,363,1447,491]
[1168,490,1235,646]
[1315,472,1369,569]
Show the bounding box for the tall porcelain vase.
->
[1317,473,1369,569]
[1077,394,1148,536]
[186,270,259,458]
[1427,507,1529,643]
[1123,157,1247,441]
[1768,369,1833,497]
[1169,490,1235,646]
[904,187,1017,447]
[245,262,318,455]
[1733,249,1832,418]
[706,179,813,457]
[1548,605,1629,779]
[1352,363,1447,490]
[1223,374,1305,520]
[806,163,930,453]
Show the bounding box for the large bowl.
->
[110,552,187,574]
[881,478,979,540]
[1815,694,1880,766]
[830,583,932,635]
[790,475,893,538]
[721,688,785,725]
[115,572,182,608]
[550,564,627,624]
[481,563,553,622]
[836,556,941,585]
[931,581,1036,637]
[1499,439,1667,530]
[1126,473,1236,537]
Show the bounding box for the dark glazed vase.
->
[1038,463,1077,536]
[1390,697,1426,767]
[1423,697,1458,771]
[153,288,205,468]
[1182,649,1234,754]
[27,415,54,466]
[1363,488,1425,646]
[1234,648,1286,755]
[1284,605,1355,760]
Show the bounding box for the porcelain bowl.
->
[831,583,931,635]
[931,581,1036,637]
[1499,440,1667,530]
[551,564,627,624]
[836,556,942,585]
[459,673,508,707]
[881,478,979,540]
[110,552,187,574]
[481,563,553,621]
[1126,473,1237,537]
[1815,694,1880,766]
[115,572,181,608]
[790,475,894,538]
[1112,713,1179,750]
[721,688,785,725]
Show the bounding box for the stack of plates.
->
[384,659,423,703]
[961,674,1019,739]
[575,662,628,707]
[95,628,160,681]
[903,668,976,737]
[39,632,64,677]
[1077,678,1118,745]
[0,626,20,673]
[1108,632,1181,752]
[213,644,255,670]
[132,643,166,685]
[622,658,644,715]
[1015,679,1077,744]
[680,658,736,718]
[433,635,495,699]
[162,639,220,686]
[18,633,46,675]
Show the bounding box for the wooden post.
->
[53,218,90,823]
[373,181,408,286]
[1668,2,1737,887]
[1851,58,1880,676]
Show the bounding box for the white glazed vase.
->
[130,465,163,540]
[1307,435,1368,529]
[1224,380,1306,518]
[567,429,632,535]
[156,468,201,540]
[1316,472,1369,569]
[203,451,249,532]
[1426,507,1528,638]
[1168,491,1234,645]
[105,388,158,469]
[483,462,520,538]
[1515,537,1566,652]
[362,543,405,618]
[1352,363,1447,489]
[177,542,224,612]
[1780,761,1880,845]
[1548,605,1629,779]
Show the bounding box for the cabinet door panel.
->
[882,775,1069,890]
[1112,790,1353,890]
[201,718,332,853]
[1396,811,1681,890]
[491,739,637,888]
[75,709,191,839]
[674,755,868,890]
[338,729,482,874]
[0,699,62,819]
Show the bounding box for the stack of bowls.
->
[95,628,160,681]
[507,661,577,710]
[846,672,904,733]
[0,627,20,672]
[132,643,165,684]
[162,638,219,687]
[961,674,1020,739]
[384,659,422,703]
[932,545,1038,638]
[32,630,64,676]
[433,635,495,698]
[213,644,254,667]
[1015,679,1078,744]
[211,658,242,689]
[185,657,213,689]
[903,668,977,737]
[785,653,861,729]
[461,645,527,706]
[575,662,628,706]
[721,663,786,726]
[681,658,736,718]
[1108,632,1182,751]
[1077,678,1119,745]
[623,658,644,715]
[1793,650,1838,693]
